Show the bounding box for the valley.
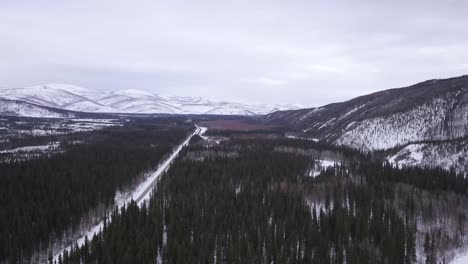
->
[2,1,467,263]
[1,75,468,264]
[52,122,468,263]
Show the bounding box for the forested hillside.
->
[263,75,468,151]
[58,130,468,264]
[0,118,192,263]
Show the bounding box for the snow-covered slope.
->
[264,75,468,173]
[264,75,468,151]
[0,98,74,118]
[0,84,300,116]
[388,139,468,174]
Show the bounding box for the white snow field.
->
[53,125,207,262]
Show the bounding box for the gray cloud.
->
[1,0,467,106]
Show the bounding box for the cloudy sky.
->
[1,0,467,106]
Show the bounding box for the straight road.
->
[53,125,207,262]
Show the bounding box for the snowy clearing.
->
[388,144,425,167]
[308,159,338,177]
[0,142,59,154]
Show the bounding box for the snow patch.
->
[0,142,60,154]
[388,144,425,167]
[340,104,366,120]
[308,159,338,177]
[285,134,319,142]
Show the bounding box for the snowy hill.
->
[264,75,468,151]
[0,84,300,116]
[263,75,468,173]
[0,98,75,118]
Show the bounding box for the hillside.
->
[264,75,468,151]
[0,98,75,118]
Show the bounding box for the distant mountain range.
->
[263,75,468,173]
[0,84,301,116]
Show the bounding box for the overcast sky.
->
[1,0,467,105]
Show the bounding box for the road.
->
[134,125,206,205]
[53,125,207,262]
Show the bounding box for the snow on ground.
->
[0,142,59,154]
[306,200,326,217]
[335,97,450,150]
[69,118,120,123]
[0,98,73,118]
[308,159,338,177]
[318,118,336,130]
[387,141,468,174]
[388,144,425,167]
[65,122,119,132]
[53,125,206,262]
[135,126,207,206]
[345,121,356,130]
[451,251,468,264]
[3,118,124,138]
[299,107,322,121]
[340,104,366,120]
[198,126,208,140]
[285,134,319,142]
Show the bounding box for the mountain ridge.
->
[0,84,301,116]
[264,74,468,149]
[263,74,468,173]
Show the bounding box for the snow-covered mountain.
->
[263,75,468,172]
[0,98,75,118]
[264,75,468,150]
[0,84,300,116]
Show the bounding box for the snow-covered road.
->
[53,125,207,262]
[135,125,207,205]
